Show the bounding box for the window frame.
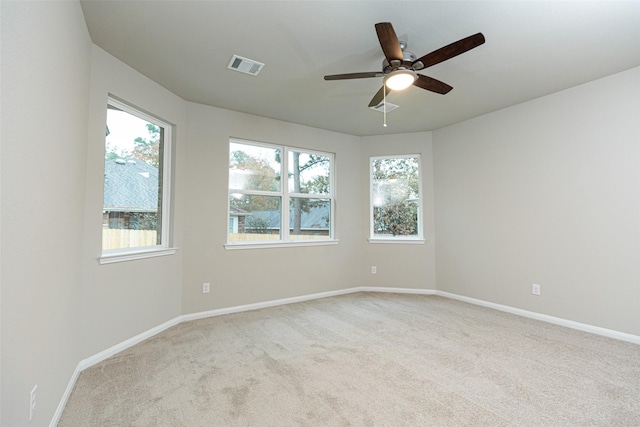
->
[226,138,337,250]
[369,154,425,244]
[99,97,176,264]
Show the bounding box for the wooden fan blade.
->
[324,72,383,80]
[413,75,453,94]
[414,33,485,69]
[375,22,403,63]
[368,85,392,108]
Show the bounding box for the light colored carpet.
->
[59,292,640,426]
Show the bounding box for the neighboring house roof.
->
[104,158,158,212]
[229,206,250,217]
[247,204,330,230]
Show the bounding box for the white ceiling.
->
[80,1,640,136]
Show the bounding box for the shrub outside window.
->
[100,97,174,262]
[228,139,334,247]
[370,155,423,241]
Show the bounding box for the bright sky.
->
[106,109,151,154]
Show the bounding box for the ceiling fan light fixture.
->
[384,69,417,91]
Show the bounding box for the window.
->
[100,97,174,263]
[370,155,424,242]
[227,139,335,248]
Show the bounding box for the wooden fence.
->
[102,229,157,250]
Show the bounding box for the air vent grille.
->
[227,55,265,76]
[369,102,399,113]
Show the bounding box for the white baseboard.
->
[51,286,639,426]
[180,287,359,322]
[436,290,640,345]
[50,364,82,427]
[357,286,436,295]
[357,288,640,345]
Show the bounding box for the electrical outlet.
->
[532,283,541,296]
[202,282,210,294]
[371,266,377,274]
[30,385,37,421]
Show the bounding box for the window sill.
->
[99,247,178,264]
[368,238,426,245]
[225,239,339,250]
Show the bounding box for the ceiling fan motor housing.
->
[382,48,420,74]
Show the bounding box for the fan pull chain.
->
[383,87,387,127]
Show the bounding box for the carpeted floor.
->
[59,292,640,426]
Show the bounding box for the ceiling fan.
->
[324,22,485,108]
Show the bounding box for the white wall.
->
[181,102,362,314]
[1,2,92,425]
[360,132,437,290]
[433,67,640,335]
[79,46,187,359]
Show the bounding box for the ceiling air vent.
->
[369,102,399,113]
[227,55,265,76]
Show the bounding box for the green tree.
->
[132,123,161,167]
[374,200,418,236]
[245,216,271,234]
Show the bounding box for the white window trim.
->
[99,247,178,264]
[369,154,424,241]
[99,97,176,264]
[368,238,426,244]
[227,138,336,248]
[224,240,339,250]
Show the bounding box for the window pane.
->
[229,142,281,192]
[372,157,420,237]
[103,105,164,250]
[229,194,281,242]
[288,151,331,195]
[227,139,335,246]
[289,198,331,240]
